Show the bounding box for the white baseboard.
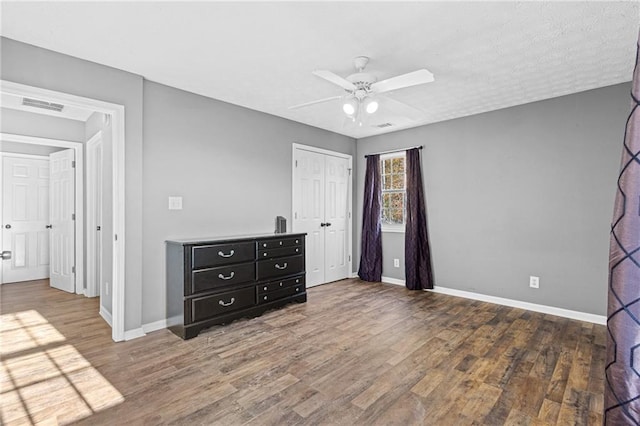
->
[124,328,146,341]
[142,316,182,334]
[379,277,606,325]
[381,276,405,286]
[99,306,113,327]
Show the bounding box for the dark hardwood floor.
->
[0,278,605,425]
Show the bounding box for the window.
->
[381,153,406,231]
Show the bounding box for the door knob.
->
[1,251,11,260]
[325,222,332,227]
[4,224,11,229]
[46,225,52,229]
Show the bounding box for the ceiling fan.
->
[290,56,434,126]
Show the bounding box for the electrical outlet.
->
[529,276,540,289]
[394,258,400,268]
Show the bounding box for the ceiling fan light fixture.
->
[342,98,358,116]
[365,98,379,114]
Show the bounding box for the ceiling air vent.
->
[376,123,393,128]
[22,98,65,112]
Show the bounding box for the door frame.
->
[85,131,102,298]
[291,143,353,281]
[0,137,84,291]
[1,79,126,342]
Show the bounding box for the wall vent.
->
[22,98,65,112]
[376,123,393,128]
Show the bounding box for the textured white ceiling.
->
[1,2,638,139]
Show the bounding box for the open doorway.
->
[0,80,126,341]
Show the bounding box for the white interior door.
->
[87,135,103,298]
[293,149,325,287]
[324,155,350,283]
[293,147,351,287]
[49,149,75,293]
[1,155,50,283]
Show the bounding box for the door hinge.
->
[72,160,76,168]
[348,168,352,175]
[72,266,76,273]
[294,212,298,219]
[348,255,351,262]
[115,234,118,241]
[295,160,298,167]
[71,213,76,220]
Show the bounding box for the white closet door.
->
[324,155,350,283]
[293,147,351,287]
[293,149,326,287]
[49,149,75,293]
[1,156,50,283]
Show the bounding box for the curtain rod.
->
[364,145,423,158]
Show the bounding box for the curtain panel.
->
[604,32,640,424]
[358,155,383,282]
[404,148,434,290]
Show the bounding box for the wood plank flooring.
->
[0,278,605,425]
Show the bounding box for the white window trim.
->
[380,152,406,233]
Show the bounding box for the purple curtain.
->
[358,155,382,282]
[605,33,640,424]
[404,148,434,290]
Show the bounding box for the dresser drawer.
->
[257,236,303,250]
[192,242,255,269]
[257,255,304,280]
[191,287,255,322]
[258,283,305,304]
[258,276,304,294]
[258,245,303,260]
[192,262,255,294]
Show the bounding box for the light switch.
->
[168,196,183,210]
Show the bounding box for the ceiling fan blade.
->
[378,95,425,121]
[371,69,434,94]
[312,70,356,91]
[289,95,343,110]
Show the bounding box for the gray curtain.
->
[358,155,382,282]
[605,32,640,424]
[404,148,434,290]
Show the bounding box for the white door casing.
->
[49,149,75,293]
[292,144,352,287]
[1,155,50,283]
[2,79,126,342]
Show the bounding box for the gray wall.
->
[142,81,355,324]
[1,107,85,142]
[85,112,113,314]
[356,83,629,316]
[2,37,144,331]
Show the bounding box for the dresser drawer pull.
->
[274,263,288,270]
[218,297,235,307]
[218,272,235,280]
[217,250,235,258]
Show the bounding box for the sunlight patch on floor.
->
[0,310,124,425]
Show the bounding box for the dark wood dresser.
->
[166,233,306,339]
